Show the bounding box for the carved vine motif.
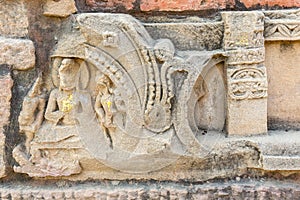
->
[264,9,300,40]
[265,21,300,40]
[228,67,267,100]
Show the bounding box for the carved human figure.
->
[45,58,82,126]
[94,72,116,146]
[18,77,46,154]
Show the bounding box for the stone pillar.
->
[222,11,268,135]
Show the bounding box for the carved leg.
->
[25,131,34,155]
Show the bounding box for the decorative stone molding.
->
[264,9,300,41]
[0,180,300,199]
[225,48,265,65]
[0,180,300,200]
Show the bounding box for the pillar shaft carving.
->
[222,11,268,135]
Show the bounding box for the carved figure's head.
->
[59,58,80,91]
[28,76,42,98]
[95,72,111,87]
[154,39,175,62]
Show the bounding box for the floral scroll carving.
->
[228,67,268,100]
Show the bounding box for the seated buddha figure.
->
[32,58,93,146]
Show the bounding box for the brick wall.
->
[77,0,300,13]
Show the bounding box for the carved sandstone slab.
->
[263,10,300,129]
[0,38,35,71]
[11,13,235,180]
[10,11,300,181]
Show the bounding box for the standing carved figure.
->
[18,76,46,155]
[94,72,116,147]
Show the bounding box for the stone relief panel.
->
[9,10,300,180]
[12,13,227,178]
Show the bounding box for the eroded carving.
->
[18,76,46,154]
[13,13,226,178]
[13,58,91,177]
[226,48,265,65]
[222,11,264,50]
[222,11,268,135]
[227,66,268,100]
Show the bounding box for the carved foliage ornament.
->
[265,21,300,40]
[264,9,300,41]
[228,66,267,100]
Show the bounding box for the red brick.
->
[240,0,300,8]
[86,0,135,10]
[140,0,235,12]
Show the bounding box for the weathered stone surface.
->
[222,11,267,136]
[144,22,223,51]
[0,0,28,37]
[227,99,267,135]
[8,10,300,182]
[0,180,298,199]
[266,41,300,129]
[0,71,13,178]
[140,0,234,11]
[43,0,77,18]
[262,155,300,170]
[0,38,35,70]
[78,0,300,12]
[246,131,300,171]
